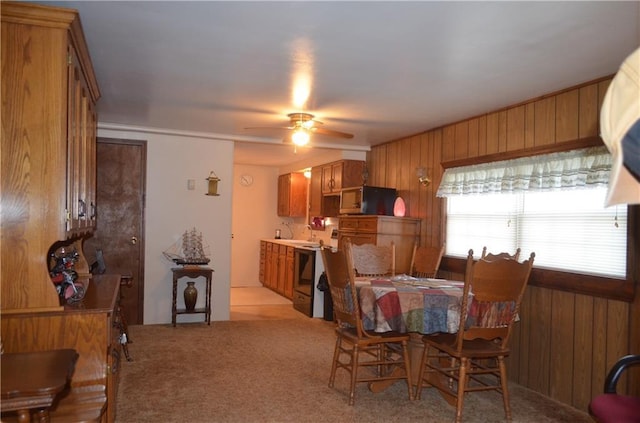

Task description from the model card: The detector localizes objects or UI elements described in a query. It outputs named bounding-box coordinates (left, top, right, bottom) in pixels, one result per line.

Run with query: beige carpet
left=116, top=318, right=592, bottom=423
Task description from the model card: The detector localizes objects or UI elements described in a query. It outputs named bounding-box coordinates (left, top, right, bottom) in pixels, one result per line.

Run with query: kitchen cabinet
left=338, top=216, right=421, bottom=274
left=259, top=241, right=295, bottom=300
left=285, top=246, right=295, bottom=298
left=259, top=241, right=267, bottom=285
left=1, top=1, right=101, bottom=312
left=321, top=160, right=365, bottom=194
left=308, top=166, right=323, bottom=220
left=278, top=173, right=308, bottom=217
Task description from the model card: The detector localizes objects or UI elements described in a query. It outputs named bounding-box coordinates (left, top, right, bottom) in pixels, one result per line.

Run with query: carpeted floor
left=116, top=316, right=592, bottom=423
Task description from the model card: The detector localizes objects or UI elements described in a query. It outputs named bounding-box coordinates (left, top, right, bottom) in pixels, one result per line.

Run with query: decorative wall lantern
left=206, top=171, right=221, bottom=196
left=416, top=167, right=431, bottom=187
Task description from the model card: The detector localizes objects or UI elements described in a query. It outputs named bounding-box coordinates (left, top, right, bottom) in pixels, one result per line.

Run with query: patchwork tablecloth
left=357, top=278, right=465, bottom=334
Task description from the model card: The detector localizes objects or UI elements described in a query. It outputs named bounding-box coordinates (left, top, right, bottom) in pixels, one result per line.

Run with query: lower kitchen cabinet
left=260, top=241, right=294, bottom=299
left=338, top=216, right=421, bottom=274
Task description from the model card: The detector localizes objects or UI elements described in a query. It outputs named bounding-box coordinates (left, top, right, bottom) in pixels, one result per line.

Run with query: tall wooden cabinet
left=1, top=3, right=121, bottom=422
left=1, top=1, right=100, bottom=312
left=338, top=216, right=421, bottom=274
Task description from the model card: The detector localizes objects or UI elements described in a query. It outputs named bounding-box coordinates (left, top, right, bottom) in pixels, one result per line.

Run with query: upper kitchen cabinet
left=308, top=166, right=323, bottom=219
left=278, top=173, right=308, bottom=217
left=321, top=160, right=365, bottom=194
left=1, top=2, right=100, bottom=311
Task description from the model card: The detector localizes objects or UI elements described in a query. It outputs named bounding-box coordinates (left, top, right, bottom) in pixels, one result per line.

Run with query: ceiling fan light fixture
left=292, top=128, right=310, bottom=146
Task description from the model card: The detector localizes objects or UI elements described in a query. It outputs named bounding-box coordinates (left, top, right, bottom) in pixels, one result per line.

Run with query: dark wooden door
left=85, top=139, right=146, bottom=325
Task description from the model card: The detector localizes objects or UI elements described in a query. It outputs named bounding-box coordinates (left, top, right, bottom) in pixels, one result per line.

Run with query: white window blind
left=441, top=147, right=628, bottom=278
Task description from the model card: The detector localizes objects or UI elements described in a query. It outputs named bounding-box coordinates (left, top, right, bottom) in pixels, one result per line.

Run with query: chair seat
left=589, top=393, right=640, bottom=423
left=425, top=333, right=510, bottom=358
left=337, top=326, right=410, bottom=344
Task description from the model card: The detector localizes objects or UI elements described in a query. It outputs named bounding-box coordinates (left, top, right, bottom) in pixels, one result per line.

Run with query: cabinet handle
left=78, top=199, right=86, bottom=218
left=90, top=202, right=96, bottom=219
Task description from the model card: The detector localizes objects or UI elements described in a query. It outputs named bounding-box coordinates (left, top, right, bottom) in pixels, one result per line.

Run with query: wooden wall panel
left=397, top=137, right=412, bottom=203
left=528, top=286, right=552, bottom=394
left=579, top=84, right=599, bottom=138
left=441, top=125, right=455, bottom=162
left=506, top=105, right=525, bottom=151
left=368, top=77, right=637, bottom=412
left=524, top=103, right=535, bottom=149
left=606, top=300, right=630, bottom=390
left=429, top=130, right=444, bottom=247
left=573, top=294, right=595, bottom=410
left=467, top=118, right=479, bottom=158
left=516, top=289, right=532, bottom=385
left=549, top=290, right=575, bottom=404
left=591, top=297, right=609, bottom=400
left=454, top=121, right=469, bottom=160
left=476, top=115, right=487, bottom=156
left=485, top=112, right=502, bottom=154
left=556, top=89, right=579, bottom=143
left=409, top=135, right=422, bottom=220
left=385, top=142, right=399, bottom=189
left=534, top=97, right=556, bottom=146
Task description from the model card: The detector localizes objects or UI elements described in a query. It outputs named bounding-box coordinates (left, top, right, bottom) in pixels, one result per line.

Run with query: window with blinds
left=446, top=187, right=628, bottom=278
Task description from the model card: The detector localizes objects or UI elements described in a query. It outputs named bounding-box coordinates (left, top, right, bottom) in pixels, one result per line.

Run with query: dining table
left=356, top=276, right=466, bottom=403
left=1, top=348, right=79, bottom=422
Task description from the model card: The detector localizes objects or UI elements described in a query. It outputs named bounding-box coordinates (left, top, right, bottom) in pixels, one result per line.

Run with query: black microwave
left=339, top=186, right=397, bottom=215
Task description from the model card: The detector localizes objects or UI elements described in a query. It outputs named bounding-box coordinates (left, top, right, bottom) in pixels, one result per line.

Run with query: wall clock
left=240, top=174, right=254, bottom=187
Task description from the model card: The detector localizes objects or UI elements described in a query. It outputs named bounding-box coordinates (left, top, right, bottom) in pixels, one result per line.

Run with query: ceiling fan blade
left=244, top=126, right=293, bottom=131
left=311, top=127, right=354, bottom=139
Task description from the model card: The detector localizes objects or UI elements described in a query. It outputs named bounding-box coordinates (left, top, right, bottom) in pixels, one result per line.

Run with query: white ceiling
left=42, top=1, right=640, bottom=166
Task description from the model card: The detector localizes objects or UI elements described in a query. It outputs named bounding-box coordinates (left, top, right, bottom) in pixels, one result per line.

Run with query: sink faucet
left=306, top=224, right=316, bottom=242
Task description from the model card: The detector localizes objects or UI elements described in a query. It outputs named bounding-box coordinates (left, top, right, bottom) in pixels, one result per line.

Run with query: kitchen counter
left=262, top=239, right=322, bottom=250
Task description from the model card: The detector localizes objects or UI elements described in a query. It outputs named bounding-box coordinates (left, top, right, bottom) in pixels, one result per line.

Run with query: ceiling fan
left=245, top=113, right=354, bottom=146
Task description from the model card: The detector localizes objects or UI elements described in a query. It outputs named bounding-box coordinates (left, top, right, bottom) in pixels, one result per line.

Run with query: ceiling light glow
left=292, top=128, right=310, bottom=146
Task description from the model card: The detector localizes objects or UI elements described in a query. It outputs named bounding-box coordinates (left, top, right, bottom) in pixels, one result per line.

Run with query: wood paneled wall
left=367, top=77, right=640, bottom=412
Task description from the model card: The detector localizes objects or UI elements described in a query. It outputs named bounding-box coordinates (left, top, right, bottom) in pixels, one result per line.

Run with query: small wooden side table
left=1, top=349, right=78, bottom=422
left=171, top=266, right=213, bottom=327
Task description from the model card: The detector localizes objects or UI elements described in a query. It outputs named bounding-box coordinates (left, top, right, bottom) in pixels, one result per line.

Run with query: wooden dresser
left=338, top=216, right=421, bottom=274
left=1, top=2, right=121, bottom=422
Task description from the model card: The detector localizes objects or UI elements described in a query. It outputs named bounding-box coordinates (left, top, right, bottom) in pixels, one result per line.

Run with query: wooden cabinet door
left=277, top=246, right=287, bottom=295
left=341, top=160, right=366, bottom=189
left=264, top=242, right=273, bottom=288
left=308, top=166, right=323, bottom=221
left=259, top=241, right=266, bottom=284
left=322, top=162, right=342, bottom=194
left=284, top=247, right=294, bottom=299
left=67, top=45, right=97, bottom=234
left=277, top=173, right=308, bottom=217
left=277, top=174, right=290, bottom=216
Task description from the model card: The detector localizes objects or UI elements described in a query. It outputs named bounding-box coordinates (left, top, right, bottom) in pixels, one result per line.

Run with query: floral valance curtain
left=436, top=146, right=611, bottom=197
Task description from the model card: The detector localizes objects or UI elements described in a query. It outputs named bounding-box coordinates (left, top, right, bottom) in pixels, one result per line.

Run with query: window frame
left=439, top=137, right=638, bottom=302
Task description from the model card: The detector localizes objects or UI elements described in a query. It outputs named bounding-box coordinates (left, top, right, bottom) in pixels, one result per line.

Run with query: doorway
left=85, top=138, right=147, bottom=325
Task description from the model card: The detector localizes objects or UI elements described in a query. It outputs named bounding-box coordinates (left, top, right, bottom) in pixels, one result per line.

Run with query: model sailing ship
left=163, top=227, right=211, bottom=266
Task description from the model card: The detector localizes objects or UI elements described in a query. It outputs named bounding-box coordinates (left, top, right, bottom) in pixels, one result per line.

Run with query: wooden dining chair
left=348, top=241, right=395, bottom=277
left=409, top=242, right=445, bottom=278
left=320, top=241, right=413, bottom=405
left=415, top=249, right=535, bottom=423
left=481, top=246, right=521, bottom=261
